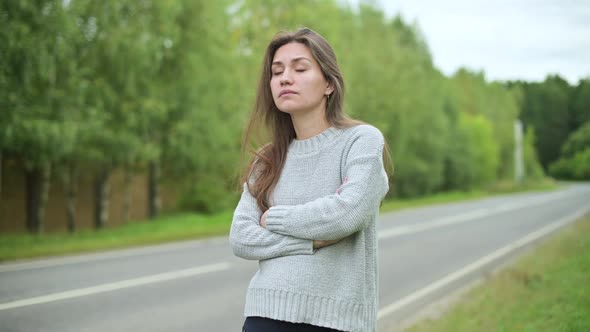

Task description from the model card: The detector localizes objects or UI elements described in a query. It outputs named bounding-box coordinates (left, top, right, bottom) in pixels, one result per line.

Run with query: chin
left=276, top=105, right=301, bottom=115
left=276, top=102, right=318, bottom=115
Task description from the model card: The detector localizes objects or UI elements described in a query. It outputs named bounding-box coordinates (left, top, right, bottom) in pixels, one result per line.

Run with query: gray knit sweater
left=230, top=124, right=389, bottom=332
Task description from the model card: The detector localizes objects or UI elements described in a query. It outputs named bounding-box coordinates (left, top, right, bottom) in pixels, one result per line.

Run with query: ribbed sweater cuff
left=265, top=205, right=293, bottom=233
left=286, top=238, right=315, bottom=255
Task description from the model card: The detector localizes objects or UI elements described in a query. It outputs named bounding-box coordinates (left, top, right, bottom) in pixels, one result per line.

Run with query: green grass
left=406, top=214, right=590, bottom=332
left=381, top=178, right=559, bottom=212
left=0, top=212, right=233, bottom=262
left=0, top=179, right=560, bottom=262
left=380, top=190, right=490, bottom=212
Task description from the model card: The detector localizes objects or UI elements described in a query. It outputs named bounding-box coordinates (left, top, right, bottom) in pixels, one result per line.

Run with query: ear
left=325, top=82, right=335, bottom=96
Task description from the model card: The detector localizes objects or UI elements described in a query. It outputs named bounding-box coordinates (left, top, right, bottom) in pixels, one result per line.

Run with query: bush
left=549, top=147, right=590, bottom=180
left=549, top=122, right=590, bottom=180
left=561, top=122, right=590, bottom=158
left=177, top=175, right=240, bottom=213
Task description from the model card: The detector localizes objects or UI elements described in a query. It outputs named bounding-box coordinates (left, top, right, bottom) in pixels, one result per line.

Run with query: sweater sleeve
left=264, top=127, right=389, bottom=240
left=229, top=182, right=315, bottom=260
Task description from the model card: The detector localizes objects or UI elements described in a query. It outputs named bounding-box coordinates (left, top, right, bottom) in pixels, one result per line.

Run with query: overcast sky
left=348, top=0, right=590, bottom=84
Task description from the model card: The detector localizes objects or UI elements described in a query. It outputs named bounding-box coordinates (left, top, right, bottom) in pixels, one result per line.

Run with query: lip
left=279, top=90, right=297, bottom=97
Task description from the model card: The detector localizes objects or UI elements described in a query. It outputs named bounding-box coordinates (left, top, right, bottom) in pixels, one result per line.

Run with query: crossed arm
left=259, top=210, right=340, bottom=249
left=230, top=156, right=388, bottom=260
left=229, top=129, right=389, bottom=260
left=229, top=183, right=337, bottom=261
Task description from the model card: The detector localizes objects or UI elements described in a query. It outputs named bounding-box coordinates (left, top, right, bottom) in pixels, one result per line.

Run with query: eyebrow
left=271, top=57, right=312, bottom=66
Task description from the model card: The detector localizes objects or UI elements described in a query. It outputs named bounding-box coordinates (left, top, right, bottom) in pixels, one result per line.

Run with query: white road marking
left=378, top=191, right=571, bottom=239
left=0, top=262, right=231, bottom=311
left=377, top=206, right=590, bottom=320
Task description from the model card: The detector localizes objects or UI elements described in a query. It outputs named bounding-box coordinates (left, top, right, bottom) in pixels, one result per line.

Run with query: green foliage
left=549, top=122, right=590, bottom=180
left=516, top=76, right=577, bottom=170
left=337, top=5, right=451, bottom=197
left=560, top=121, right=590, bottom=158
left=523, top=128, right=545, bottom=180
left=549, top=148, right=590, bottom=180
left=1, top=0, right=562, bottom=231
left=450, top=70, right=521, bottom=180
left=177, top=175, right=240, bottom=214
left=570, top=79, right=590, bottom=129
left=1, top=0, right=86, bottom=168
left=444, top=113, right=499, bottom=190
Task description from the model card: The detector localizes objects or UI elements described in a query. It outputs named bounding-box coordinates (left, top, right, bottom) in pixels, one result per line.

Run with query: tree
left=519, top=75, right=572, bottom=170
left=1, top=0, right=84, bottom=233
left=73, top=1, right=181, bottom=227
left=569, top=78, right=590, bottom=130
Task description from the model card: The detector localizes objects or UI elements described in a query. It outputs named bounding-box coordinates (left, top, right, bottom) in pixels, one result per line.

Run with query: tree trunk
left=148, top=161, right=161, bottom=219
left=123, top=166, right=133, bottom=223
left=94, top=167, right=110, bottom=229
left=25, top=164, right=51, bottom=234
left=64, top=163, right=78, bottom=232
left=38, top=164, right=51, bottom=234
left=25, top=168, right=40, bottom=233
left=0, top=152, right=3, bottom=225
left=0, top=152, right=3, bottom=201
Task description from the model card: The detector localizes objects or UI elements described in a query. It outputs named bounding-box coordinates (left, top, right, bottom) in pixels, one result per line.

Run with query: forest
left=1, top=0, right=589, bottom=234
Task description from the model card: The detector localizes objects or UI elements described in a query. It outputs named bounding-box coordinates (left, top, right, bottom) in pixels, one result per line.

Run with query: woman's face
left=270, top=42, right=333, bottom=115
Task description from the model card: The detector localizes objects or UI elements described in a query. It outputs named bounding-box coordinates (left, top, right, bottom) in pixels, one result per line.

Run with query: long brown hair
left=241, top=28, right=381, bottom=211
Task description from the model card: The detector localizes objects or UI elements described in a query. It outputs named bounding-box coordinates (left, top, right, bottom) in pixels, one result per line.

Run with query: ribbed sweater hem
left=244, top=288, right=375, bottom=332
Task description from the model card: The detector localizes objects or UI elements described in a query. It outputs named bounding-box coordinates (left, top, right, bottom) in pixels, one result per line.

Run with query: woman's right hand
left=313, top=239, right=340, bottom=249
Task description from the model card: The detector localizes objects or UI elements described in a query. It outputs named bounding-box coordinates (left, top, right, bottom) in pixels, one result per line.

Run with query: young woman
left=230, top=28, right=390, bottom=332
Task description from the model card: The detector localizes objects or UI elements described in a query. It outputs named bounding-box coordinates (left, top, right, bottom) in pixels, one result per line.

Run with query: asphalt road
left=1, top=183, right=589, bottom=332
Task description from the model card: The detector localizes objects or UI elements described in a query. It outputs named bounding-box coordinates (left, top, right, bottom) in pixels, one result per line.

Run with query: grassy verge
left=0, top=179, right=559, bottom=262
left=380, top=190, right=490, bottom=212
left=406, top=214, right=590, bottom=332
left=381, top=178, right=558, bottom=212
left=0, top=212, right=233, bottom=262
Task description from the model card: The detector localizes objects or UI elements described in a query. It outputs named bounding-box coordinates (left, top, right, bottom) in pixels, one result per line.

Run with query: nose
left=280, top=69, right=293, bottom=86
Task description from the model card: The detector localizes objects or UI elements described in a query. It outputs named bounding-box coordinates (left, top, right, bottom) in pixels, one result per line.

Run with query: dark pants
left=242, top=316, right=344, bottom=332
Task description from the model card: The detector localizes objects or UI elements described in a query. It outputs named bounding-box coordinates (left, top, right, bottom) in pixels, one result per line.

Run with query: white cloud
left=348, top=0, right=590, bottom=83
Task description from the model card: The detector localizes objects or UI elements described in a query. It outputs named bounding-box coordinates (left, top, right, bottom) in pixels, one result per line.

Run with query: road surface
left=1, top=183, right=589, bottom=332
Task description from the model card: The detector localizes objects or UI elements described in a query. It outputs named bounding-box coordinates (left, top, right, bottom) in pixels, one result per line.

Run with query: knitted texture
left=230, top=124, right=389, bottom=332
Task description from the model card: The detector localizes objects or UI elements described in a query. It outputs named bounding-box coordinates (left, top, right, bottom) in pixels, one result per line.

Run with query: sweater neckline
left=289, top=126, right=341, bottom=155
